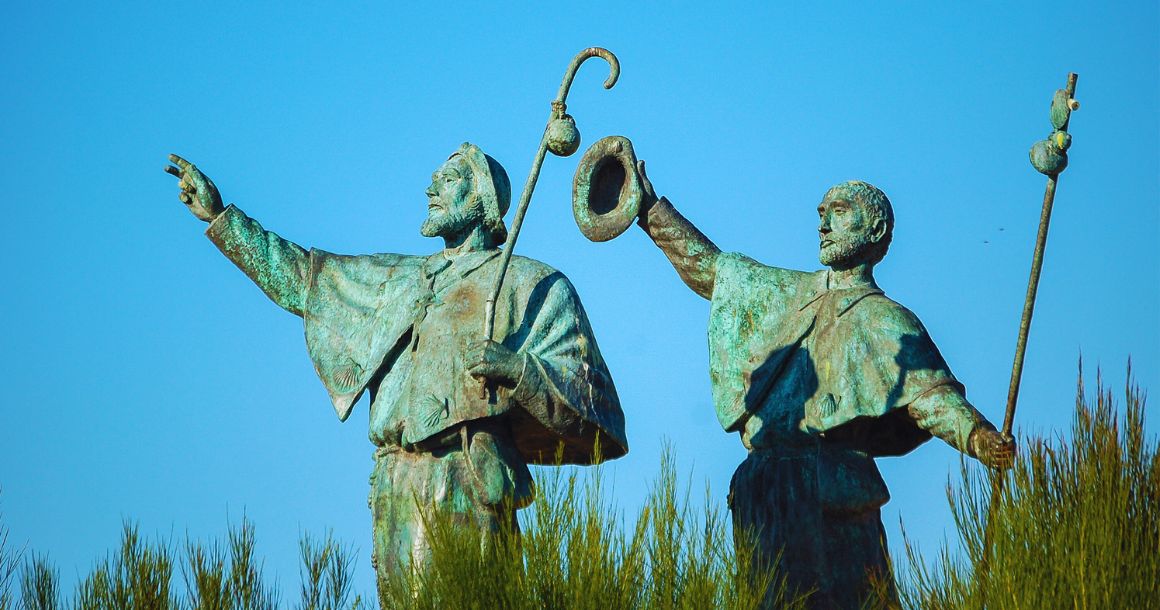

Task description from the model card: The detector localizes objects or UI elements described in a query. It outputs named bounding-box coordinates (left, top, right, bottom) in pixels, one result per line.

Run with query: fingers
left=464, top=341, right=488, bottom=373
left=988, top=436, right=1016, bottom=469
left=636, top=159, right=658, bottom=200
left=186, top=173, right=207, bottom=195
left=168, top=153, right=192, bottom=169
left=166, top=156, right=197, bottom=199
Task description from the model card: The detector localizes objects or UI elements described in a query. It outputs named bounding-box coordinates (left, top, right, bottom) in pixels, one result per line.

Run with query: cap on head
left=451, top=142, right=511, bottom=246
left=822, top=180, right=894, bottom=264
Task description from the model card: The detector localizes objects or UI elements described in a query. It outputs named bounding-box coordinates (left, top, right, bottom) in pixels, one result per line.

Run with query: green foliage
left=11, top=365, right=1153, bottom=609
left=73, top=523, right=179, bottom=610
left=182, top=518, right=280, bottom=610
left=0, top=518, right=363, bottom=610
left=378, top=448, right=804, bottom=610
left=296, top=531, right=359, bottom=610
left=0, top=495, right=22, bottom=610
left=19, top=554, right=59, bottom=610
left=899, top=366, right=1159, bottom=609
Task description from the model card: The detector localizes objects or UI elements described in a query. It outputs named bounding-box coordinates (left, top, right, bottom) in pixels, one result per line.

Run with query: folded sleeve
left=503, top=273, right=627, bottom=464
left=206, top=204, right=310, bottom=316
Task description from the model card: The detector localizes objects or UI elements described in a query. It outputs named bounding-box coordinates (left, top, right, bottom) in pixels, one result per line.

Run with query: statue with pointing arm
left=165, top=145, right=627, bottom=596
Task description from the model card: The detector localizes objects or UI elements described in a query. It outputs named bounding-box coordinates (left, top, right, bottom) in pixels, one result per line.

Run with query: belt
left=374, top=419, right=512, bottom=460
left=374, top=426, right=462, bottom=459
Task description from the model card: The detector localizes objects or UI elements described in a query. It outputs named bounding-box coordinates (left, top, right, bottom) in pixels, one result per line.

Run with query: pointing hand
left=165, top=154, right=224, bottom=222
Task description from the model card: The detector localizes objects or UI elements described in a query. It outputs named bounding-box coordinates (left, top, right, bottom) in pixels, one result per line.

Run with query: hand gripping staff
left=479, top=48, right=620, bottom=397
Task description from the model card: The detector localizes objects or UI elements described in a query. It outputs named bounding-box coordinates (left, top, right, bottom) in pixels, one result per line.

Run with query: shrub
left=898, top=365, right=1159, bottom=609
left=0, top=497, right=21, bottom=610
left=377, top=448, right=803, bottom=610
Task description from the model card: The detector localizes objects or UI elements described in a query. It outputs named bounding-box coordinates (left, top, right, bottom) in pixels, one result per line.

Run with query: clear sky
left=2, top=0, right=1156, bottom=598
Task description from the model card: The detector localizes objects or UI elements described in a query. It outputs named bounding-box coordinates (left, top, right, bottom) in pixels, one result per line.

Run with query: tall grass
left=5, top=365, right=1152, bottom=609
left=0, top=496, right=22, bottom=610
left=182, top=518, right=280, bottom=610
left=898, top=365, right=1159, bottom=608
left=378, top=448, right=803, bottom=610
left=0, top=519, right=360, bottom=610
left=19, top=554, right=58, bottom=610
left=296, top=531, right=361, bottom=610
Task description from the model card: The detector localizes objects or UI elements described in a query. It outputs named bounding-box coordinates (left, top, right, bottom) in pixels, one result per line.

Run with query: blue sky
left=2, top=1, right=1157, bottom=597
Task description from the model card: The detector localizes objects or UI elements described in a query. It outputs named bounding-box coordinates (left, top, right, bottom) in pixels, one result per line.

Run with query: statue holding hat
left=571, top=139, right=1013, bottom=608
left=165, top=143, right=627, bottom=596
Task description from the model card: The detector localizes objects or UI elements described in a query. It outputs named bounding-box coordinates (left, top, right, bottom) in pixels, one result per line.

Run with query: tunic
left=709, top=252, right=986, bottom=608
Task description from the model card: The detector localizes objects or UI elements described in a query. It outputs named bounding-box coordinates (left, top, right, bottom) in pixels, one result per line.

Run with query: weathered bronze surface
left=572, top=135, right=644, bottom=242
left=165, top=137, right=627, bottom=597
left=584, top=145, right=1017, bottom=608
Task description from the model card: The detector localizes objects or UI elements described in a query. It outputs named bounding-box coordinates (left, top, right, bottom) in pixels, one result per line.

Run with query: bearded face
left=420, top=155, right=483, bottom=239
left=818, top=197, right=879, bottom=269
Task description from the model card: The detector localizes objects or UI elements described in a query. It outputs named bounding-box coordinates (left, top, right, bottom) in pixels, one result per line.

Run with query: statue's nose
left=425, top=184, right=437, bottom=198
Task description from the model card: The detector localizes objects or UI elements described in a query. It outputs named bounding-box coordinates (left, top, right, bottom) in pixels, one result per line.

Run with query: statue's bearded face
left=818, top=197, right=878, bottom=269
left=421, top=155, right=483, bottom=239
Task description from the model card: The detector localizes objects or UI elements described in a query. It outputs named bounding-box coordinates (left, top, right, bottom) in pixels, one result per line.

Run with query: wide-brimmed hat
left=572, top=135, right=643, bottom=242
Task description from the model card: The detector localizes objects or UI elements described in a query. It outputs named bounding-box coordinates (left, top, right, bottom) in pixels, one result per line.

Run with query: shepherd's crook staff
left=984, top=71, right=1080, bottom=566
left=480, top=48, right=620, bottom=397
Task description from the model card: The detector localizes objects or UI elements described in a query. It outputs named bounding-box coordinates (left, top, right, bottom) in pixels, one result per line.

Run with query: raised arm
left=166, top=154, right=309, bottom=316
left=634, top=161, right=722, bottom=299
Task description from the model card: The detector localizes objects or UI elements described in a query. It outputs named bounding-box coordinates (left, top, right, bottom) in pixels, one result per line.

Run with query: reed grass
left=377, top=448, right=802, bottom=610
left=0, top=497, right=21, bottom=610
left=2, top=364, right=1152, bottom=609
left=897, top=365, right=1158, bottom=609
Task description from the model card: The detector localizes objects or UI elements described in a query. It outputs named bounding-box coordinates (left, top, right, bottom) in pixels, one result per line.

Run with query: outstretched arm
left=166, top=154, right=310, bottom=316
left=635, top=161, right=722, bottom=300
left=907, top=385, right=1015, bottom=469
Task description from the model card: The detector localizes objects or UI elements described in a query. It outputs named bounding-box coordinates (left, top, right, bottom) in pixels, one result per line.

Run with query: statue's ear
left=869, top=217, right=888, bottom=244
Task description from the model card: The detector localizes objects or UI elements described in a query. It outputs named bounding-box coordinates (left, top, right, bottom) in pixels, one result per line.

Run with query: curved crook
left=554, top=47, right=620, bottom=104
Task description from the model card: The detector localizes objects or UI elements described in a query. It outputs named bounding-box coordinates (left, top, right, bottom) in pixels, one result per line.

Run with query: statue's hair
left=450, top=143, right=511, bottom=248
left=823, top=180, right=894, bottom=264
left=480, top=153, right=511, bottom=246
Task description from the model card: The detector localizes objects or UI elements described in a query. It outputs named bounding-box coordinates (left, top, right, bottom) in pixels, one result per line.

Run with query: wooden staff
left=479, top=48, right=620, bottom=398
left=982, top=71, right=1080, bottom=579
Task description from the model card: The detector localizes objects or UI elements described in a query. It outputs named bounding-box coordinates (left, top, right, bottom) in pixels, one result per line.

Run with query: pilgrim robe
left=205, top=204, right=627, bottom=579
left=709, top=252, right=987, bottom=608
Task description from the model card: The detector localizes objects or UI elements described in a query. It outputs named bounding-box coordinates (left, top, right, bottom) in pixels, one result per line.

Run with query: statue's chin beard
left=420, top=210, right=479, bottom=239
left=819, top=234, right=871, bottom=268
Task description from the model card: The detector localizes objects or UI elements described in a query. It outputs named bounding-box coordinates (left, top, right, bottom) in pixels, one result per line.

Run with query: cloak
left=708, top=252, right=966, bottom=457
left=207, top=204, right=627, bottom=466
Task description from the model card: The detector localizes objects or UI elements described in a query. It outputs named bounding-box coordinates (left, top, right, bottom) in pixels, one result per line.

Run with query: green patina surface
left=604, top=154, right=1015, bottom=608
left=166, top=144, right=627, bottom=600
left=1031, top=86, right=1078, bottom=176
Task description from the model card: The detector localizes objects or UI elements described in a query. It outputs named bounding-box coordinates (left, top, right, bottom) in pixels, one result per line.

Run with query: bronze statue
left=572, top=141, right=1015, bottom=608
left=165, top=143, right=627, bottom=596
